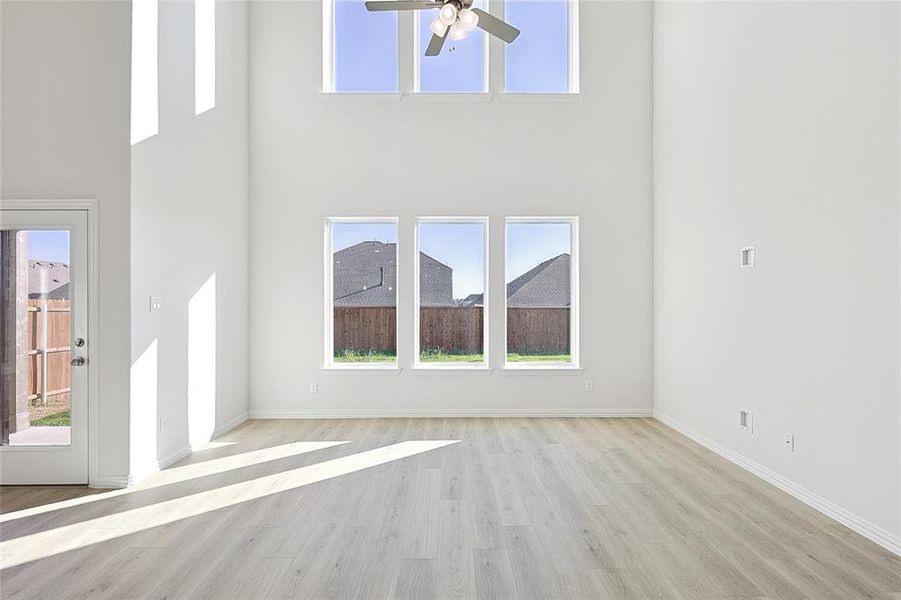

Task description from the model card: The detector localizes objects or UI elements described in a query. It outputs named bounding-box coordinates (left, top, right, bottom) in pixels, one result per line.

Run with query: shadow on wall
left=188, top=273, right=216, bottom=450
left=130, top=338, right=158, bottom=481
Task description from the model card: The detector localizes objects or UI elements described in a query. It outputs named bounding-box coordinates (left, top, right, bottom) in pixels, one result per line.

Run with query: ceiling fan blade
left=425, top=31, right=448, bottom=56
left=471, top=8, right=520, bottom=43
left=365, top=1, right=437, bottom=11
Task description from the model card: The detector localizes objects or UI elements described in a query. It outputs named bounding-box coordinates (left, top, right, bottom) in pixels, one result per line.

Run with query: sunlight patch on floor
left=0, top=440, right=459, bottom=568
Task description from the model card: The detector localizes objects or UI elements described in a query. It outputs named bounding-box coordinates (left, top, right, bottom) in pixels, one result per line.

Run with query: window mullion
left=488, top=0, right=505, bottom=94
left=399, top=10, right=414, bottom=93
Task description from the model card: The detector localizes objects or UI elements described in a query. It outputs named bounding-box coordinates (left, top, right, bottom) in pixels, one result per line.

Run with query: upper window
left=416, top=0, right=487, bottom=93
left=195, top=0, right=216, bottom=114
left=505, top=0, right=578, bottom=93
left=414, top=219, right=488, bottom=366
left=324, top=0, right=578, bottom=94
left=326, top=0, right=399, bottom=92
left=326, top=219, right=399, bottom=366
left=505, top=218, right=579, bottom=367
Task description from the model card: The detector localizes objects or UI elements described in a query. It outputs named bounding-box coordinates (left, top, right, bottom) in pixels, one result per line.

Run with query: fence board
left=420, top=307, right=482, bottom=353
left=332, top=305, right=569, bottom=355
left=506, top=307, right=570, bottom=354
left=27, top=299, right=70, bottom=401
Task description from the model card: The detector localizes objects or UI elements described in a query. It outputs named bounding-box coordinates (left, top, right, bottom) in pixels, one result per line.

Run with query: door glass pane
left=505, top=222, right=572, bottom=363
left=332, top=222, right=398, bottom=364
left=1, top=230, right=72, bottom=445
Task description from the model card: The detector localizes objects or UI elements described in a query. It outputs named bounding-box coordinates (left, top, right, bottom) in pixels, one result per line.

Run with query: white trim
left=568, top=0, right=580, bottom=94
left=249, top=408, right=652, bottom=419
left=321, top=0, right=334, bottom=92
left=212, top=412, right=249, bottom=438
left=414, top=217, right=489, bottom=369
left=324, top=217, right=400, bottom=368
left=90, top=475, right=132, bottom=489
left=504, top=216, right=579, bottom=369
left=654, top=411, right=901, bottom=558
left=158, top=445, right=192, bottom=470
left=0, top=199, right=102, bottom=487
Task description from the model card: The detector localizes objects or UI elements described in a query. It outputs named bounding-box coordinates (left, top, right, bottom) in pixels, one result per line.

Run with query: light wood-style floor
left=1, top=418, right=900, bottom=599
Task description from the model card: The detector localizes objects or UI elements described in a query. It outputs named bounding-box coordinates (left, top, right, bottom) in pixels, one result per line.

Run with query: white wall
left=654, top=0, right=901, bottom=546
left=1, top=0, right=133, bottom=485
left=248, top=0, right=654, bottom=415
left=131, top=0, right=248, bottom=479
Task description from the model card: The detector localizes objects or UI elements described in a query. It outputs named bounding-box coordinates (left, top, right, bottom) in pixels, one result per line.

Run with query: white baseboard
left=654, top=411, right=901, bottom=558
left=212, top=412, right=249, bottom=438
left=248, top=408, right=653, bottom=419
left=157, top=445, right=192, bottom=470
left=89, top=474, right=132, bottom=489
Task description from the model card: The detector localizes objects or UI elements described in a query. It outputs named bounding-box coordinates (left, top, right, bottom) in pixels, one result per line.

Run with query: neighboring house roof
left=507, top=253, right=570, bottom=307
left=334, top=241, right=454, bottom=307
left=456, top=293, right=484, bottom=308
left=27, top=261, right=70, bottom=300
left=464, top=253, right=571, bottom=308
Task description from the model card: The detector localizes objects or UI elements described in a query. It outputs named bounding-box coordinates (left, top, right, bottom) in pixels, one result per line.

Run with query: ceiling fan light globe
left=451, top=25, right=468, bottom=40
left=438, top=3, right=458, bottom=26
left=458, top=8, right=478, bottom=31
left=430, top=17, right=448, bottom=37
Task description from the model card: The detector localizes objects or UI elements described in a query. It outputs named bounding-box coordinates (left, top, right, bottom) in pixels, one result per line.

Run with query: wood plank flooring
left=1, top=418, right=899, bottom=599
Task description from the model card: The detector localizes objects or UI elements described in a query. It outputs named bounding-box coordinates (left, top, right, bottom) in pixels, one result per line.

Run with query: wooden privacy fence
left=506, top=307, right=570, bottom=353
left=420, top=306, right=482, bottom=352
left=333, top=306, right=569, bottom=354
left=334, top=307, right=398, bottom=353
left=27, top=299, right=70, bottom=404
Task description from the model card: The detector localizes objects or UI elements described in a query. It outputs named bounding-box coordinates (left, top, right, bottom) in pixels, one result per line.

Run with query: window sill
left=412, top=364, right=493, bottom=373
left=317, top=92, right=582, bottom=103
left=502, top=364, right=582, bottom=374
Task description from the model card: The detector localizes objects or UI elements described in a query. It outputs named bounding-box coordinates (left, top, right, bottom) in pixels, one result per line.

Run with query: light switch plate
left=149, top=296, right=162, bottom=313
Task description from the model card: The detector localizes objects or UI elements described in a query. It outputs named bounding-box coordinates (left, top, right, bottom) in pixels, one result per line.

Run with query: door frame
left=0, top=198, right=101, bottom=486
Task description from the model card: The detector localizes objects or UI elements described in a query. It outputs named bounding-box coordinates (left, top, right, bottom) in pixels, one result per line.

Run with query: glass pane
left=418, top=0, right=486, bottom=93
left=1, top=229, right=72, bottom=446
left=505, top=0, right=569, bottom=93
left=335, top=0, right=398, bottom=92
left=506, top=222, right=571, bottom=363
left=418, top=222, right=485, bottom=363
left=332, top=222, right=398, bottom=363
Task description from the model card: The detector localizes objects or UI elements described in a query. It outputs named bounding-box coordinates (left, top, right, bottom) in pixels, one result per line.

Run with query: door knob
left=71, top=357, right=86, bottom=367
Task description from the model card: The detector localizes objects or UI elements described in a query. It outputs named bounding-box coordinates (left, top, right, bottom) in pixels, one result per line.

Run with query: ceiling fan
left=364, top=0, right=520, bottom=56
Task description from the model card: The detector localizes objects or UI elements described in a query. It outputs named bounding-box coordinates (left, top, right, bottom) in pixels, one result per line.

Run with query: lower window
left=327, top=218, right=399, bottom=366
left=505, top=218, right=578, bottom=366
left=415, top=218, right=488, bottom=366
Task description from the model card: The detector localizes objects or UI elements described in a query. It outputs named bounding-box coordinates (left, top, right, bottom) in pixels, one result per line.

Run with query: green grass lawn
left=334, top=349, right=397, bottom=363
left=31, top=409, right=71, bottom=426
left=506, top=353, right=572, bottom=363
left=419, top=351, right=484, bottom=363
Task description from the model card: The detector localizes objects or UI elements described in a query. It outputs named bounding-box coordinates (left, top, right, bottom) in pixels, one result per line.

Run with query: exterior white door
left=1, top=208, right=89, bottom=484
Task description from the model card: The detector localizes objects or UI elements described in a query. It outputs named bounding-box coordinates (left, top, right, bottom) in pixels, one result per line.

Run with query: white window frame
left=413, top=217, right=490, bottom=369
left=324, top=217, right=401, bottom=369
left=503, top=216, right=579, bottom=370
left=322, top=0, right=579, bottom=96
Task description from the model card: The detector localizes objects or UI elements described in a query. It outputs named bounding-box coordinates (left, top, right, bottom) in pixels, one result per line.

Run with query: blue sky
left=506, top=222, right=570, bottom=280
left=26, top=230, right=70, bottom=263
left=335, top=0, right=568, bottom=92
left=332, top=222, right=570, bottom=299
left=419, top=223, right=483, bottom=298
